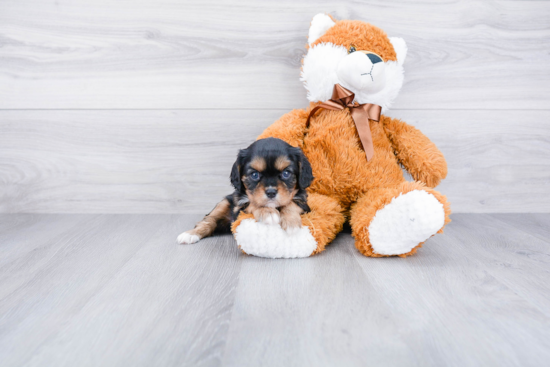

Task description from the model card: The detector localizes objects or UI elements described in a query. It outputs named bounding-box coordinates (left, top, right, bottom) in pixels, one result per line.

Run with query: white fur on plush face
left=336, top=51, right=387, bottom=93
left=301, top=43, right=405, bottom=112
left=389, top=37, right=407, bottom=66
left=300, top=43, right=347, bottom=103
left=301, top=16, right=408, bottom=112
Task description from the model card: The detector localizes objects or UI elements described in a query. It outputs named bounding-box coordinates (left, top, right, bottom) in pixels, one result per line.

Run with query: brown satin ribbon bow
left=306, top=84, right=382, bottom=161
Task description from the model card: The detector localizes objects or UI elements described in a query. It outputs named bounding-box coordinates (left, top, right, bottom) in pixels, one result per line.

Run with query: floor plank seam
left=217, top=243, right=244, bottom=367
left=489, top=215, right=550, bottom=246
left=482, top=266, right=550, bottom=320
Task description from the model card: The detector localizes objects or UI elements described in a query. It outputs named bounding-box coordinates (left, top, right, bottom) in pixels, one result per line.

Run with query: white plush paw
left=235, top=219, right=317, bottom=259
left=177, top=232, right=200, bottom=245
left=368, top=190, right=445, bottom=255
left=284, top=225, right=301, bottom=235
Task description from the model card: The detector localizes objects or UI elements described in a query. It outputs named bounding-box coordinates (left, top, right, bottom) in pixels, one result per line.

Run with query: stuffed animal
left=232, top=14, right=451, bottom=258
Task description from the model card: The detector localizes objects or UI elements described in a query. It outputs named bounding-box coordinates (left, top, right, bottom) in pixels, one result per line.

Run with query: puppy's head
left=230, top=138, right=313, bottom=208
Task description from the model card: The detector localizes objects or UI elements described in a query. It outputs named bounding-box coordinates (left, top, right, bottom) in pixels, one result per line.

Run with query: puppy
left=177, top=137, right=314, bottom=244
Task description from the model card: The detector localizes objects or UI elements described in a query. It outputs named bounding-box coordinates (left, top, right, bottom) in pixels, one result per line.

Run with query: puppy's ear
left=230, top=149, right=248, bottom=191
left=292, top=147, right=313, bottom=189
left=230, top=161, right=241, bottom=191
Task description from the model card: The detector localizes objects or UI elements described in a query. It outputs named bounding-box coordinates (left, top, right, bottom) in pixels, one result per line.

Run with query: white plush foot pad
left=368, top=190, right=445, bottom=255
left=234, top=219, right=317, bottom=259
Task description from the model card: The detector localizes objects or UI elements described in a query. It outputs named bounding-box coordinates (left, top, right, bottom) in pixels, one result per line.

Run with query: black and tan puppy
left=177, top=138, right=314, bottom=244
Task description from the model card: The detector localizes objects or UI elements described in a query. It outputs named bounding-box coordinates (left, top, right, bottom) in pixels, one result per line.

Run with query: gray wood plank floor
left=1, top=214, right=549, bottom=367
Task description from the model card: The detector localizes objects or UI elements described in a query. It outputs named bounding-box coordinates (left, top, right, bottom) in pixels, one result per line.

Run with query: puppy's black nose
left=265, top=188, right=278, bottom=199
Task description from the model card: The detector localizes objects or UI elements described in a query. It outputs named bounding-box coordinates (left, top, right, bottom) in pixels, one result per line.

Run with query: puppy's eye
left=250, top=171, right=260, bottom=181
left=348, top=44, right=357, bottom=54
left=281, top=170, right=291, bottom=180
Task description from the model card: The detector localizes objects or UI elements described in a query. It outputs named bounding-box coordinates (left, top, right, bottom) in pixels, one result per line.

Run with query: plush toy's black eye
left=281, top=170, right=291, bottom=180
left=348, top=45, right=356, bottom=54
left=250, top=171, right=260, bottom=181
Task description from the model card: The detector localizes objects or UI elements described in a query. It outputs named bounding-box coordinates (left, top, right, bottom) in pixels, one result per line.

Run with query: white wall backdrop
left=1, top=0, right=549, bottom=213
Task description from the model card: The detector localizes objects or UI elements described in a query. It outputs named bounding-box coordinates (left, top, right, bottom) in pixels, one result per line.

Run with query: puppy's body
left=177, top=138, right=313, bottom=244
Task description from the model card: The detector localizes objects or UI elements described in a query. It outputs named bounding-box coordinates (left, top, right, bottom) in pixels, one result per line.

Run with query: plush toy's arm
left=381, top=116, right=447, bottom=188
left=257, top=108, right=309, bottom=147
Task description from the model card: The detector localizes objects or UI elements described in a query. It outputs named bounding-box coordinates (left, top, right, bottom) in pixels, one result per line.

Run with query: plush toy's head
left=301, top=14, right=408, bottom=112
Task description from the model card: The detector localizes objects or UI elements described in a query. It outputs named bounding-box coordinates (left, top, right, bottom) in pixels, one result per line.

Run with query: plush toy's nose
left=336, top=52, right=386, bottom=93
left=366, top=53, right=383, bottom=64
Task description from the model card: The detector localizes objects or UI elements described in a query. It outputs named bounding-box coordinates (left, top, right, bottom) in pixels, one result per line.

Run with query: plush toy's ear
left=230, top=149, right=248, bottom=192
left=389, top=37, right=407, bottom=66
left=308, top=13, right=336, bottom=45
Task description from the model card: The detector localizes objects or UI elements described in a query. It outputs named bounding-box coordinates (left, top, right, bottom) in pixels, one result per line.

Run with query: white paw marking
left=261, top=212, right=280, bottom=226
left=368, top=190, right=445, bottom=255
left=235, top=219, right=317, bottom=259
left=177, top=232, right=200, bottom=245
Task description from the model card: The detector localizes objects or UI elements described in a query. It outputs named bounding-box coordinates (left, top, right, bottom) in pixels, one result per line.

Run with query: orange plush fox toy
left=231, top=14, right=451, bottom=258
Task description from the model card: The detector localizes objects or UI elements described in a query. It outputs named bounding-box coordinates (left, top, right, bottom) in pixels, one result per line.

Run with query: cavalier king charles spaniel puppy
left=177, top=137, right=314, bottom=244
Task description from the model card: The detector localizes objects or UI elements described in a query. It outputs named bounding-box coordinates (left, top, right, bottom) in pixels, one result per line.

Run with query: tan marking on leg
left=275, top=156, right=291, bottom=171
left=249, top=156, right=266, bottom=172
left=279, top=201, right=304, bottom=231
left=187, top=199, right=231, bottom=239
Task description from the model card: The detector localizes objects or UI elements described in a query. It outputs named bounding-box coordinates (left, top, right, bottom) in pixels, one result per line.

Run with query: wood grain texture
left=222, top=231, right=420, bottom=367
left=491, top=213, right=550, bottom=244
left=0, top=214, right=92, bottom=271
left=1, top=214, right=549, bottom=366
left=0, top=110, right=267, bottom=214
left=442, top=214, right=550, bottom=317
left=1, top=109, right=548, bottom=214
left=0, top=214, right=243, bottom=367
left=385, top=109, right=550, bottom=213
left=0, top=0, right=549, bottom=109
left=350, top=215, right=550, bottom=367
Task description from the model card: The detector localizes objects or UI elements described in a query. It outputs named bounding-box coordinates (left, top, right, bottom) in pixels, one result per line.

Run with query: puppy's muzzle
left=265, top=188, right=278, bottom=199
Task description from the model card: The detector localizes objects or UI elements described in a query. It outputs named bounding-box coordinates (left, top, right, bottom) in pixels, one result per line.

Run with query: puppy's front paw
left=280, top=213, right=302, bottom=233
left=254, top=207, right=280, bottom=225
left=177, top=231, right=200, bottom=245
left=282, top=224, right=301, bottom=234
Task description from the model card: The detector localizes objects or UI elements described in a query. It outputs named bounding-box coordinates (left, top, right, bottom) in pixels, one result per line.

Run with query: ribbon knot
left=306, top=84, right=382, bottom=161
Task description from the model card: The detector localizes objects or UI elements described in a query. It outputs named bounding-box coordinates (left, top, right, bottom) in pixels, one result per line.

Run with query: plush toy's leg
left=350, top=181, right=451, bottom=258
left=301, top=193, right=346, bottom=255
left=231, top=193, right=345, bottom=258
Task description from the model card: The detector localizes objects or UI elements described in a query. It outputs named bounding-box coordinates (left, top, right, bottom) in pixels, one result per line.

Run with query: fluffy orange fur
left=301, top=193, right=346, bottom=254
left=350, top=182, right=451, bottom=258
left=233, top=17, right=451, bottom=257
left=309, top=20, right=397, bottom=62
